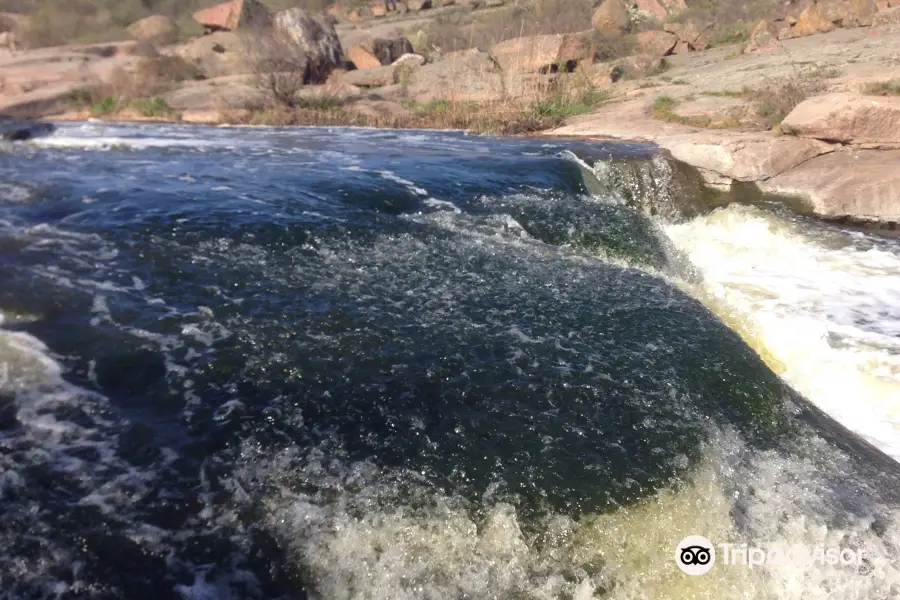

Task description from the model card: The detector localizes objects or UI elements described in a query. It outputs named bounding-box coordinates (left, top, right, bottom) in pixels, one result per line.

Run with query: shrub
left=131, top=96, right=177, bottom=117
left=742, top=69, right=831, bottom=128
left=90, top=96, right=119, bottom=116
left=242, top=27, right=336, bottom=109
left=862, top=79, right=900, bottom=96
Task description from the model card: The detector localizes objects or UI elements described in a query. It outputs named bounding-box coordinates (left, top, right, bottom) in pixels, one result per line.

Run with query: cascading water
left=0, top=122, right=899, bottom=600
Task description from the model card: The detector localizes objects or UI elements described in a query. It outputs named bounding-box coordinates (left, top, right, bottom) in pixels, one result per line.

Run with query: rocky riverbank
left=3, top=0, right=900, bottom=223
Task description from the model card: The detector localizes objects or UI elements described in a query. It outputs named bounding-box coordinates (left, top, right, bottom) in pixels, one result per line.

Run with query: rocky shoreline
left=3, top=1, right=900, bottom=224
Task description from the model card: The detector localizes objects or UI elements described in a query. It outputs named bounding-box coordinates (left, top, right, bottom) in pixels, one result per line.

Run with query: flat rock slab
left=656, top=131, right=836, bottom=183
left=781, top=92, right=900, bottom=146
left=759, top=148, right=900, bottom=221
left=548, top=98, right=700, bottom=141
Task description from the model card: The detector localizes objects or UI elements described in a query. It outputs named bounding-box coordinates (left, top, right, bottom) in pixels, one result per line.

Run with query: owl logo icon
left=676, top=536, right=716, bottom=575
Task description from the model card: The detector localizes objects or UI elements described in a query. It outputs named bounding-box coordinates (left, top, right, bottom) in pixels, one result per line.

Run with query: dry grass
left=220, top=99, right=563, bottom=134
left=862, top=79, right=900, bottom=96
left=742, top=66, right=836, bottom=128
left=688, top=65, right=836, bottom=130
left=221, top=72, right=613, bottom=134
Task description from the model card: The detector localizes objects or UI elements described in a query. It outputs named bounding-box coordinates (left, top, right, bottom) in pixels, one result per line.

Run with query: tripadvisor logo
left=675, top=536, right=866, bottom=575
left=676, top=535, right=716, bottom=575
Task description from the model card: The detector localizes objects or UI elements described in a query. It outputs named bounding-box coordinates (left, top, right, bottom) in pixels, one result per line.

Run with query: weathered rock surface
left=193, top=0, right=270, bottom=32
left=490, top=33, right=589, bottom=74
left=549, top=97, right=700, bottom=140
left=349, top=99, right=411, bottom=119
left=744, top=19, right=781, bottom=53
left=635, top=30, right=677, bottom=57
left=163, top=74, right=263, bottom=119
left=781, top=93, right=900, bottom=146
left=873, top=6, right=900, bottom=26
left=175, top=32, right=249, bottom=77
left=663, top=22, right=709, bottom=51
left=274, top=7, right=345, bottom=83
left=592, top=0, right=630, bottom=38
left=392, top=52, right=426, bottom=68
left=348, top=44, right=382, bottom=69
left=818, top=0, right=878, bottom=27
left=342, top=63, right=396, bottom=86
left=759, top=148, right=900, bottom=221
left=792, top=4, right=835, bottom=37
left=372, top=36, right=414, bottom=65
left=127, top=15, right=179, bottom=44
left=656, top=131, right=836, bottom=185
left=405, top=50, right=502, bottom=102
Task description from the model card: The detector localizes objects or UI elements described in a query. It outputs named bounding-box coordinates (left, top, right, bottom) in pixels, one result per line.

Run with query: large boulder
left=127, top=15, right=179, bottom=44
left=490, top=33, right=590, bottom=74
left=781, top=92, right=900, bottom=146
left=759, top=148, right=900, bottom=221
left=743, top=19, right=781, bottom=53
left=405, top=50, right=503, bottom=103
left=790, top=4, right=836, bottom=36
left=817, top=0, right=878, bottom=27
left=634, top=30, right=677, bottom=56
left=193, top=0, right=270, bottom=33
left=348, top=44, right=381, bottom=69
left=274, top=7, right=345, bottom=83
left=592, top=0, right=630, bottom=38
left=175, top=31, right=249, bottom=77
left=372, top=36, right=414, bottom=65
left=656, top=131, right=835, bottom=185
left=663, top=21, right=709, bottom=51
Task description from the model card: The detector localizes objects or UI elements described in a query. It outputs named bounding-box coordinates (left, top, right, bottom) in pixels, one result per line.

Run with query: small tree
left=243, top=29, right=310, bottom=109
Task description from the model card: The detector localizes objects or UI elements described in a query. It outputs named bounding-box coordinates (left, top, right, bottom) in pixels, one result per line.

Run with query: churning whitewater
left=0, top=123, right=899, bottom=600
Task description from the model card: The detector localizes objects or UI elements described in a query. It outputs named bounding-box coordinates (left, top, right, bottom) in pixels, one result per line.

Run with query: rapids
left=0, top=122, right=898, bottom=600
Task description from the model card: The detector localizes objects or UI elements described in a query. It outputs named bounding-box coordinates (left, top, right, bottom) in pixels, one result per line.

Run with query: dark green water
left=0, top=123, right=897, bottom=600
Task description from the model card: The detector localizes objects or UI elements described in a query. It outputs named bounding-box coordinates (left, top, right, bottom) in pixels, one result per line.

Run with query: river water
left=1, top=123, right=899, bottom=600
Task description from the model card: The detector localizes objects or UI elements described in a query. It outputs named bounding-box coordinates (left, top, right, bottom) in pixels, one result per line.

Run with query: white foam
left=243, top=430, right=900, bottom=600
left=664, top=204, right=900, bottom=461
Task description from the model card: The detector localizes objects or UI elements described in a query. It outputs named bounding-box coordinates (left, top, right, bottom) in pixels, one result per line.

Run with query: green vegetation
left=531, top=88, right=611, bottom=119
left=862, top=79, right=900, bottom=96
left=132, top=96, right=179, bottom=118
left=649, top=94, right=711, bottom=127
left=90, top=96, right=118, bottom=116
left=707, top=21, right=750, bottom=47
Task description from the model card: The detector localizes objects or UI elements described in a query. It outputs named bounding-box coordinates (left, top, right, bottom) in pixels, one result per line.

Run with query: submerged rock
left=0, top=119, right=55, bottom=141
